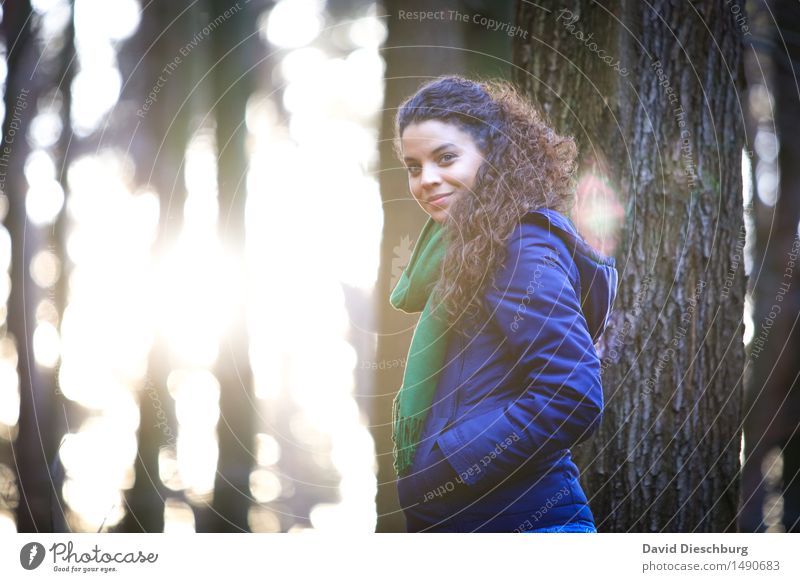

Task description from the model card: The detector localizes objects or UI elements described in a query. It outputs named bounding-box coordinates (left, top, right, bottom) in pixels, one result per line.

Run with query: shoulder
left=506, top=208, right=577, bottom=249
left=501, top=209, right=580, bottom=287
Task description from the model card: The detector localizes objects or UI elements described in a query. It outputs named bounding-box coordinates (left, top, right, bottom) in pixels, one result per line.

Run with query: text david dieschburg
left=643, top=543, right=748, bottom=557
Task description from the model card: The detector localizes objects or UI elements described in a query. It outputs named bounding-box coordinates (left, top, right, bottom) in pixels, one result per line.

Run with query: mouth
left=426, top=192, right=453, bottom=204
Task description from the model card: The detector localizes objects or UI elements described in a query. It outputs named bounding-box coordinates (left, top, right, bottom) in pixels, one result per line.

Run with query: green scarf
left=389, top=217, right=451, bottom=477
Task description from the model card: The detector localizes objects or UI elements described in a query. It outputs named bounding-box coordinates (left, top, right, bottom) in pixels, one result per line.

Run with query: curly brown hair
left=394, top=75, right=579, bottom=334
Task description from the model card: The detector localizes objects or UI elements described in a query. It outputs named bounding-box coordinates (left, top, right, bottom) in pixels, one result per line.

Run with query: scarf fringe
left=391, top=394, right=424, bottom=477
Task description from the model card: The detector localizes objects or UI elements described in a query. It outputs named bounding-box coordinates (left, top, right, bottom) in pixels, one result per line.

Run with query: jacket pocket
left=396, top=416, right=449, bottom=507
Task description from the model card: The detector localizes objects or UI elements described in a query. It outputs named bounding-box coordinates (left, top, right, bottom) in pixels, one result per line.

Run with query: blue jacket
left=396, top=208, right=618, bottom=532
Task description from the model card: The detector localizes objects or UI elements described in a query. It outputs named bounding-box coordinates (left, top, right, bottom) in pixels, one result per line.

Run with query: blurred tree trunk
left=49, top=0, right=76, bottom=533
left=200, top=0, right=258, bottom=532
left=114, top=0, right=194, bottom=532
left=739, top=0, right=800, bottom=533
left=375, top=0, right=468, bottom=533
left=2, top=0, right=59, bottom=532
left=116, top=0, right=258, bottom=533
left=514, top=0, right=746, bottom=531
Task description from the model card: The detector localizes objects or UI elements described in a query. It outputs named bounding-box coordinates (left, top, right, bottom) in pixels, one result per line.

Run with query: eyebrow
left=403, top=142, right=459, bottom=162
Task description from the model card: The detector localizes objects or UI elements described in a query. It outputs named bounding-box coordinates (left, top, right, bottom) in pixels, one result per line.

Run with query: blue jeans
left=522, top=520, right=597, bottom=533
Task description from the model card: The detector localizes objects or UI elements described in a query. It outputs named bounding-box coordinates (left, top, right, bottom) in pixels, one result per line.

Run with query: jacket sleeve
left=435, top=219, right=603, bottom=489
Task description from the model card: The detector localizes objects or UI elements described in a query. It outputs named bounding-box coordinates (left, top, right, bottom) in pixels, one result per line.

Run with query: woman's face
left=400, top=120, right=485, bottom=223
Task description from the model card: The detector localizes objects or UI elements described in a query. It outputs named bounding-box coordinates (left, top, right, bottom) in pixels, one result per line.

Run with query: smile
left=426, top=192, right=453, bottom=204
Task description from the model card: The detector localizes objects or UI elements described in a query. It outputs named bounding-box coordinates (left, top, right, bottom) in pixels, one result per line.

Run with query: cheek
left=466, top=160, right=483, bottom=185
left=455, top=164, right=480, bottom=187
left=408, top=178, right=423, bottom=198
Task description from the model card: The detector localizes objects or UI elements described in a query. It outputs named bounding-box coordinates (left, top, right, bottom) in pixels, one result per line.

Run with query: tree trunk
left=514, top=0, right=746, bottom=531
left=114, top=0, right=193, bottom=532
left=49, top=0, right=76, bottom=533
left=739, top=0, right=800, bottom=533
left=202, top=0, right=258, bottom=532
left=3, top=0, right=60, bottom=532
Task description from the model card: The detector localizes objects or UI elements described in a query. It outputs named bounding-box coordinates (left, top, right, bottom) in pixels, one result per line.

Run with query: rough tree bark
left=514, top=0, right=746, bottom=531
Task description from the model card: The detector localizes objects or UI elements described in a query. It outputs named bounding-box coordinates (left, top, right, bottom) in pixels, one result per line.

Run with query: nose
left=420, top=162, right=442, bottom=188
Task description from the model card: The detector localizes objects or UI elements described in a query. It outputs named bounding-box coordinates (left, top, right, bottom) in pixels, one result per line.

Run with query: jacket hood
left=527, top=208, right=618, bottom=342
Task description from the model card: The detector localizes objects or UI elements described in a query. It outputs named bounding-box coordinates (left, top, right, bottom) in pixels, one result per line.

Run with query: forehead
left=400, top=119, right=478, bottom=154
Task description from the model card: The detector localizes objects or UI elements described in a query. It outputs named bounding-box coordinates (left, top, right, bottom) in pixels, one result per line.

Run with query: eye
left=439, top=153, right=456, bottom=163
left=406, top=165, right=421, bottom=176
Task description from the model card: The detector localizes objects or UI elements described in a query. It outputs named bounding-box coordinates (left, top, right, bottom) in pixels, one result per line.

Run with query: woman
left=389, top=75, right=618, bottom=533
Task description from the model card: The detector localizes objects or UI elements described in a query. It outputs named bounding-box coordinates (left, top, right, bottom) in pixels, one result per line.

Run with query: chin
left=429, top=210, right=449, bottom=223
